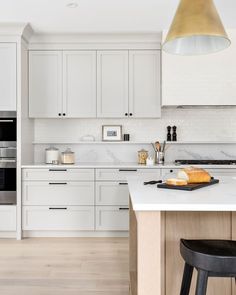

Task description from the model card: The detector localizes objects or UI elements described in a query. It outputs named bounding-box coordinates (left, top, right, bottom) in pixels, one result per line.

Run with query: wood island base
left=129, top=198, right=236, bottom=295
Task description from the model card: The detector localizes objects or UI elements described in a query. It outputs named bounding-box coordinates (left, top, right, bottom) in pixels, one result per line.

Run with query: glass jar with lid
left=61, top=148, right=75, bottom=164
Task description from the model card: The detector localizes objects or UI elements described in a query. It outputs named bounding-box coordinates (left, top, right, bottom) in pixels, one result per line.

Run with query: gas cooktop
left=175, top=160, right=236, bottom=165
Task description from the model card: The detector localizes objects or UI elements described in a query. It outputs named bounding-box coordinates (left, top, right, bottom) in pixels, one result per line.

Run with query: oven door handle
left=0, top=120, right=14, bottom=123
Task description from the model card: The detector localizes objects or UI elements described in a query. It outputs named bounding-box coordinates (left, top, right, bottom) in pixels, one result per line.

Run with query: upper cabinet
left=97, top=50, right=161, bottom=118
left=97, top=51, right=129, bottom=118
left=162, top=30, right=236, bottom=106
left=29, top=49, right=161, bottom=118
left=63, top=51, right=96, bottom=118
left=129, top=50, right=161, bottom=118
left=0, top=43, right=16, bottom=111
left=29, top=51, right=97, bottom=118
left=29, top=51, right=63, bottom=118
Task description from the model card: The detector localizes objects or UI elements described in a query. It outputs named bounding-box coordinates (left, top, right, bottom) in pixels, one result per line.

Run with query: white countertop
left=21, top=162, right=236, bottom=169
left=128, top=176, right=236, bottom=212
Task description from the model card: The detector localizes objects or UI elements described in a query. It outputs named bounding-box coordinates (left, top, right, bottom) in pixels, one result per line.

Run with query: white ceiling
left=0, top=0, right=235, bottom=34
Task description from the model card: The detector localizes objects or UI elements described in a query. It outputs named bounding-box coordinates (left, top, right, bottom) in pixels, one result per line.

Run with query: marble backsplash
left=33, top=107, right=236, bottom=164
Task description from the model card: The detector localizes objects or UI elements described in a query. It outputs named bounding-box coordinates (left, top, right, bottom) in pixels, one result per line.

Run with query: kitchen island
left=128, top=176, right=236, bottom=295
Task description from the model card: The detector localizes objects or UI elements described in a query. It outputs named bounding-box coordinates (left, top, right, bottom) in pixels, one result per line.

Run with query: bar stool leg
left=180, top=263, right=194, bottom=295
left=195, top=270, right=208, bottom=295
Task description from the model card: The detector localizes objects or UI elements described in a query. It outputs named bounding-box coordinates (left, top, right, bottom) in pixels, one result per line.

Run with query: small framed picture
left=102, top=125, right=122, bottom=141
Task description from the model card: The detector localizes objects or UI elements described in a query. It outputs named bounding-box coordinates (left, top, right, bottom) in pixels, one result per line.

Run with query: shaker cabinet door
left=97, top=51, right=129, bottom=118
left=0, top=43, right=16, bottom=111
left=63, top=51, right=97, bottom=118
left=129, top=50, right=161, bottom=118
left=29, top=51, right=63, bottom=118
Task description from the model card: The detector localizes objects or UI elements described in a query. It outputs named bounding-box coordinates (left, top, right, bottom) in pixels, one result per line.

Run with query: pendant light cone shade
left=163, top=0, right=231, bottom=55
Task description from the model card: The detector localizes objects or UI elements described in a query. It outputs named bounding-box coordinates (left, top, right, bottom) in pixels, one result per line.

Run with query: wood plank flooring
left=0, top=238, right=129, bottom=295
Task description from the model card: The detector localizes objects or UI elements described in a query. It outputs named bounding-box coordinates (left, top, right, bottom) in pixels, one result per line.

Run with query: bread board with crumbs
left=157, top=179, right=219, bottom=191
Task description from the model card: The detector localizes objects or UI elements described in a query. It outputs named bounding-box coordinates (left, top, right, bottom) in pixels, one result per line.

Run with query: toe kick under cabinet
left=22, top=167, right=161, bottom=234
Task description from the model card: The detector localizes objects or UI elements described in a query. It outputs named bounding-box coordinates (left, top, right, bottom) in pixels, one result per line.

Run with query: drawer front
left=161, top=168, right=179, bottom=179
left=23, top=206, right=94, bottom=231
left=0, top=206, right=16, bottom=231
left=96, top=168, right=161, bottom=181
left=22, top=181, right=94, bottom=206
left=207, top=169, right=236, bottom=177
left=22, top=168, right=94, bottom=181
left=96, top=182, right=129, bottom=205
left=96, top=206, right=129, bottom=231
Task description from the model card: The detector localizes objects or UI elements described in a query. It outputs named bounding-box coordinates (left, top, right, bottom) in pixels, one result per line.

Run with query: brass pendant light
left=163, top=0, right=231, bottom=55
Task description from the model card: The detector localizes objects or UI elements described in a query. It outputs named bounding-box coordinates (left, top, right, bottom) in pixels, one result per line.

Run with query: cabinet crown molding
left=0, top=23, right=34, bottom=43
left=28, top=32, right=161, bottom=50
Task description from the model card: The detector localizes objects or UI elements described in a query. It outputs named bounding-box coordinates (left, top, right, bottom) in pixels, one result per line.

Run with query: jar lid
left=45, top=146, right=59, bottom=151
left=62, top=148, right=74, bottom=155
left=138, top=149, right=148, bottom=153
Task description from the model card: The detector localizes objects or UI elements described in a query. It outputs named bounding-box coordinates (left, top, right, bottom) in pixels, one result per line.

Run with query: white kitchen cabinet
left=96, top=182, right=129, bottom=206
left=0, top=43, right=16, bottom=111
left=96, top=168, right=161, bottom=181
left=96, top=206, right=129, bottom=231
left=23, top=206, right=95, bottom=231
left=63, top=51, right=96, bottom=118
left=29, top=51, right=63, bottom=117
left=162, top=30, right=236, bottom=106
left=0, top=206, right=16, bottom=231
left=23, top=168, right=94, bottom=181
left=129, top=50, right=161, bottom=118
left=97, top=50, right=129, bottom=118
left=23, top=181, right=95, bottom=206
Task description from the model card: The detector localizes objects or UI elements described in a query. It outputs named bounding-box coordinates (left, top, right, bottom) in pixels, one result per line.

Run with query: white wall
left=32, top=107, right=236, bottom=164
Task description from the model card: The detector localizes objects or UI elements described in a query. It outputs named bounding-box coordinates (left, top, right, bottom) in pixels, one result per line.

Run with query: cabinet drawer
left=22, top=181, right=94, bottom=206
left=161, top=168, right=178, bottom=179
left=0, top=206, right=16, bottom=231
left=207, top=169, right=236, bottom=177
left=22, top=168, right=94, bottom=181
left=23, top=206, right=94, bottom=231
left=96, top=182, right=129, bottom=205
left=96, top=168, right=161, bottom=181
left=96, top=206, right=129, bottom=231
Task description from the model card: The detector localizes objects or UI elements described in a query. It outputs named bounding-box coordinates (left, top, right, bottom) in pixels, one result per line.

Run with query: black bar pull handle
left=49, top=169, right=67, bottom=172
left=119, top=208, right=129, bottom=210
left=119, top=182, right=128, bottom=185
left=49, top=182, right=68, bottom=185
left=49, top=207, right=67, bottom=210
left=119, top=169, right=137, bottom=172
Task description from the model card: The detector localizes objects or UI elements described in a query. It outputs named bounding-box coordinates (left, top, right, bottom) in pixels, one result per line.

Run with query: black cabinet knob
left=170, top=169, right=173, bottom=173
left=58, top=113, right=61, bottom=116
left=129, top=113, right=133, bottom=116
left=125, top=113, right=128, bottom=116
left=63, top=113, right=66, bottom=116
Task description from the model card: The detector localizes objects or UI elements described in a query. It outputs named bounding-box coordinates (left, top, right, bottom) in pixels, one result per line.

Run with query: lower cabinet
left=22, top=206, right=95, bottom=231
left=96, top=206, right=129, bottom=231
left=0, top=206, right=16, bottom=231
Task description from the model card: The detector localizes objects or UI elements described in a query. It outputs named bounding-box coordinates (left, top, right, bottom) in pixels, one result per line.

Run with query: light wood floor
left=0, top=238, right=129, bottom=295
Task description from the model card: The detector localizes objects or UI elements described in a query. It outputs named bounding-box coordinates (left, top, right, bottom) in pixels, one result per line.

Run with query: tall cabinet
left=0, top=43, right=17, bottom=111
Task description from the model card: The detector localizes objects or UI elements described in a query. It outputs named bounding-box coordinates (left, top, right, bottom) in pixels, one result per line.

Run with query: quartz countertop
left=128, top=176, right=236, bottom=212
left=21, top=162, right=236, bottom=169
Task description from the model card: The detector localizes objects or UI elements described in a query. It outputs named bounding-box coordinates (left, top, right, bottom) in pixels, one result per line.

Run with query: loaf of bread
left=165, top=178, right=188, bottom=186
left=177, top=167, right=211, bottom=184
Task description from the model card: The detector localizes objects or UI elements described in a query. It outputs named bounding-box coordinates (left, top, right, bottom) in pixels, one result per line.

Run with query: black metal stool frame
left=180, top=239, right=236, bottom=295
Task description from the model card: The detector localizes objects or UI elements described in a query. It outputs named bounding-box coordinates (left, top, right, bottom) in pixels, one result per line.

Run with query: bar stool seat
left=180, top=239, right=236, bottom=295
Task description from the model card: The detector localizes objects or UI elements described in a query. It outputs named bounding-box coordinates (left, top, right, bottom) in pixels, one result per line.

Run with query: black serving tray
left=157, top=179, right=219, bottom=191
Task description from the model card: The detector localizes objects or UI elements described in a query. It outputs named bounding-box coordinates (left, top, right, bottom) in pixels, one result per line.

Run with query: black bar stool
left=180, top=239, right=236, bottom=295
